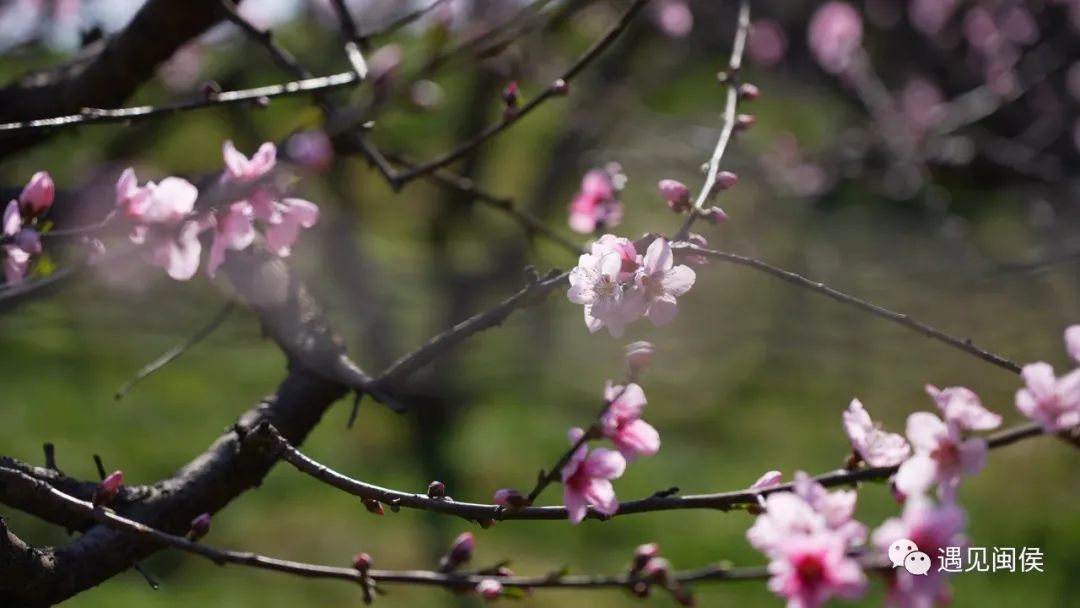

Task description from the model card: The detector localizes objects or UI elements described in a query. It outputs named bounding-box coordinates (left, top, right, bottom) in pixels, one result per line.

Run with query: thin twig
left=258, top=421, right=1045, bottom=522
left=674, top=0, right=750, bottom=241
left=673, top=242, right=1022, bottom=374
left=390, top=0, right=652, bottom=184
left=358, top=0, right=454, bottom=40
left=115, top=302, right=238, bottom=400
left=0, top=74, right=357, bottom=136
left=327, top=0, right=370, bottom=77
left=0, top=465, right=775, bottom=590
left=375, top=269, right=570, bottom=388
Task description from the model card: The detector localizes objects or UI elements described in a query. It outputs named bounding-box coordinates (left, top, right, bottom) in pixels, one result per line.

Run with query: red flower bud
left=551, top=78, right=569, bottom=96
left=502, top=81, right=521, bottom=108
left=714, top=171, right=739, bottom=191
left=738, top=83, right=760, bottom=100
left=633, top=542, right=660, bottom=571
left=700, top=206, right=728, bottom=224
left=440, top=532, right=475, bottom=571
left=657, top=179, right=691, bottom=212
left=476, top=579, right=502, bottom=600
left=188, top=512, right=212, bottom=540
left=493, top=488, right=527, bottom=509
left=352, top=552, right=373, bottom=572
left=363, top=498, right=385, bottom=516
left=427, top=480, right=446, bottom=499
left=92, top=470, right=123, bottom=507
left=19, top=171, right=54, bottom=217
left=734, top=114, right=756, bottom=131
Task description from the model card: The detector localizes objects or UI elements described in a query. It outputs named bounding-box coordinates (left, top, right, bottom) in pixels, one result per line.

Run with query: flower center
left=794, top=554, right=826, bottom=585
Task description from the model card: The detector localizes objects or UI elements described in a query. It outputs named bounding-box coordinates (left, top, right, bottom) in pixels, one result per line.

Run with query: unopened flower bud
left=493, top=488, right=527, bottom=509
left=188, top=512, right=212, bottom=540
left=735, top=114, right=756, bottom=131
left=633, top=542, right=660, bottom=571
left=363, top=498, right=385, bottom=515
left=476, top=579, right=503, bottom=600
left=630, top=580, right=651, bottom=598
left=19, top=171, right=54, bottom=217
left=253, top=96, right=270, bottom=109
left=440, top=532, right=475, bottom=571
left=716, top=70, right=731, bottom=84
left=352, top=552, right=373, bottom=572
left=625, top=341, right=654, bottom=375
left=700, top=206, right=728, bottom=224
left=738, top=83, right=760, bottom=100
left=551, top=78, right=569, bottom=96
left=428, top=480, right=447, bottom=499
left=92, top=470, right=124, bottom=507
left=201, top=80, right=222, bottom=100
left=502, top=81, right=520, bottom=108
left=642, top=557, right=672, bottom=585
left=657, top=179, right=691, bottom=212
left=714, top=171, right=739, bottom=191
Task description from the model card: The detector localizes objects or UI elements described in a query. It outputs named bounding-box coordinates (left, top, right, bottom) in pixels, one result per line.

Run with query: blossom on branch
left=872, top=496, right=967, bottom=608
left=894, top=413, right=986, bottom=500
left=1015, top=326, right=1080, bottom=432
left=842, top=398, right=911, bottom=467
left=567, top=169, right=623, bottom=234
left=633, top=238, right=696, bottom=327
left=222, top=140, right=276, bottom=182
left=600, top=382, right=660, bottom=460
left=925, top=384, right=1001, bottom=432
left=765, top=533, right=867, bottom=608
left=2, top=201, right=40, bottom=284
left=561, top=427, right=626, bottom=524
left=116, top=168, right=208, bottom=281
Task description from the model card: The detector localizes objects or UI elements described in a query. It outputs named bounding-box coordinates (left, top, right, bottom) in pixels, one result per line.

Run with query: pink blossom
left=807, top=2, right=864, bottom=74
left=567, top=169, right=622, bottom=234
left=632, top=238, right=696, bottom=326
left=842, top=399, right=911, bottom=467
left=476, top=579, right=502, bottom=600
left=748, top=19, right=788, bottom=67
left=747, top=493, right=830, bottom=555
left=751, top=470, right=783, bottom=490
left=115, top=169, right=207, bottom=280
left=567, top=245, right=639, bottom=337
left=2, top=201, right=35, bottom=284
left=222, top=140, right=277, bottom=182
left=264, top=198, right=320, bottom=257
left=872, top=496, right=967, bottom=608
left=600, top=382, right=660, bottom=460
left=18, top=171, right=54, bottom=217
left=285, top=130, right=334, bottom=173
left=894, top=413, right=986, bottom=499
left=1066, top=325, right=1080, bottom=363
left=651, top=0, right=693, bottom=39
left=207, top=201, right=256, bottom=278
left=1015, top=362, right=1080, bottom=432
left=925, top=385, right=1001, bottom=431
left=561, top=428, right=626, bottom=524
left=792, top=472, right=866, bottom=547
left=765, top=532, right=867, bottom=608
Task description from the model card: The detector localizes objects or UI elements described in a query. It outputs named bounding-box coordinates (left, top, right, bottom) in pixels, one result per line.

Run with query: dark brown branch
left=258, top=421, right=1046, bottom=522
left=389, top=0, right=652, bottom=184
left=674, top=243, right=1022, bottom=374
left=0, top=466, right=775, bottom=594
left=0, top=0, right=241, bottom=155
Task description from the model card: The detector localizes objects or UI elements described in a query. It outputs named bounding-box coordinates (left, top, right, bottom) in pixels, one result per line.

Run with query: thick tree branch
left=0, top=0, right=240, bottom=157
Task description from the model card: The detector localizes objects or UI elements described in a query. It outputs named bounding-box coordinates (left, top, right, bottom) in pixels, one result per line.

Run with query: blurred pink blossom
left=561, top=427, right=626, bottom=524
left=207, top=201, right=256, bottom=278
left=842, top=399, right=911, bottom=467
left=286, top=130, right=334, bottom=173
left=765, top=532, right=867, bottom=608
left=476, top=579, right=502, bottom=600
left=808, top=2, right=864, bottom=74
left=600, top=382, right=660, bottom=460
left=793, top=472, right=867, bottom=547
left=115, top=168, right=208, bottom=280
left=222, top=140, right=277, bottom=183
left=894, top=413, right=986, bottom=499
left=264, top=198, right=320, bottom=257
left=1016, top=362, right=1080, bottom=432
left=568, top=169, right=622, bottom=234
left=872, top=496, right=967, bottom=607
left=651, top=0, right=693, bottom=39
left=2, top=201, right=35, bottom=284
left=748, top=19, right=788, bottom=67
left=924, top=385, right=1001, bottom=431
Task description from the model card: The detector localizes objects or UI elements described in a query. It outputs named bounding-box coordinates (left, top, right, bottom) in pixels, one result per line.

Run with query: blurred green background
left=2, top=1, right=1079, bottom=606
